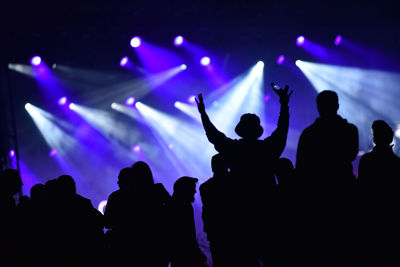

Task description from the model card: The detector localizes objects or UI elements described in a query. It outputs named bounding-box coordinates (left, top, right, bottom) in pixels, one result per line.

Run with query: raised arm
left=265, top=83, right=293, bottom=157
left=196, top=93, right=229, bottom=149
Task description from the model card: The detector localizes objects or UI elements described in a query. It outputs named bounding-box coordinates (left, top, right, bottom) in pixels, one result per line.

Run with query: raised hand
left=271, top=82, right=293, bottom=106
left=195, top=93, right=206, bottom=114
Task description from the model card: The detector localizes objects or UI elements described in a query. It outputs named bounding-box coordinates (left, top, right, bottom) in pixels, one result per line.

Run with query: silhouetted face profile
left=372, top=120, right=393, bottom=147
left=234, top=113, right=264, bottom=140
left=173, top=176, right=198, bottom=203
left=117, top=168, right=134, bottom=192
left=275, top=157, right=294, bottom=185
left=211, top=153, right=228, bottom=175
left=131, top=161, right=154, bottom=188
left=316, top=90, right=339, bottom=118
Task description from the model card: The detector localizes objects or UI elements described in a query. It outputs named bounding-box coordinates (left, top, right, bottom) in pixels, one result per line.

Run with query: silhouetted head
left=0, top=169, right=23, bottom=196
left=58, top=175, right=76, bottom=196
left=45, top=179, right=62, bottom=203
left=275, top=158, right=295, bottom=185
left=117, top=168, right=135, bottom=191
left=316, top=90, right=339, bottom=118
left=211, top=153, right=228, bottom=175
left=235, top=113, right=264, bottom=139
left=173, top=176, right=198, bottom=203
left=372, top=120, right=394, bottom=147
left=131, top=161, right=154, bottom=188
left=30, top=183, right=45, bottom=203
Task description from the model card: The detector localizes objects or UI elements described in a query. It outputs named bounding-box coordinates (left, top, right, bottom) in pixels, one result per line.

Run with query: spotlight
left=396, top=127, right=400, bottom=139
left=25, top=103, right=31, bottom=110
left=295, top=60, right=302, bottom=67
left=69, top=103, right=76, bottom=110
left=57, top=96, right=67, bottom=106
left=296, top=35, right=306, bottom=47
left=49, top=148, right=58, bottom=157
left=180, top=64, right=187, bottom=70
left=174, top=35, right=184, bottom=46
left=276, top=55, right=285, bottom=65
left=256, top=61, right=264, bottom=68
left=200, top=57, right=211, bottom=66
left=9, top=149, right=16, bottom=158
left=130, top=36, right=142, bottom=48
left=120, top=56, right=129, bottom=67
left=187, top=95, right=197, bottom=104
left=131, top=144, right=141, bottom=153
left=30, top=56, right=42, bottom=66
left=334, top=35, right=342, bottom=46
left=125, top=97, right=135, bottom=106
left=52, top=64, right=57, bottom=69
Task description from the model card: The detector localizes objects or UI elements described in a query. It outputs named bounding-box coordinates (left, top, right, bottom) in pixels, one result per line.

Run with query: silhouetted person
left=105, top=163, right=170, bottom=267
left=295, top=90, right=359, bottom=267
left=0, top=169, right=23, bottom=265
left=196, top=84, right=292, bottom=265
left=168, top=176, right=207, bottom=267
left=200, top=153, right=232, bottom=267
left=357, top=120, right=400, bottom=266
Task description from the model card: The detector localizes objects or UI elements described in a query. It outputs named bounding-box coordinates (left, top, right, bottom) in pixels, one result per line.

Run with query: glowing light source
left=256, top=61, right=264, bottom=68
left=296, top=35, right=306, bottom=47
left=69, top=103, right=76, bottom=110
left=49, top=148, right=58, bottom=157
left=57, top=96, right=67, bottom=106
left=130, top=36, right=142, bottom=48
left=295, top=60, right=302, bottom=67
left=396, top=127, right=400, bottom=139
left=334, top=35, right=343, bottom=46
left=276, top=55, right=285, bottom=65
left=125, top=96, right=135, bottom=106
left=98, top=200, right=107, bottom=215
left=30, top=56, right=42, bottom=66
left=174, top=35, right=184, bottom=46
left=180, top=64, right=187, bottom=70
left=120, top=56, right=129, bottom=67
left=200, top=57, right=211, bottom=66
left=131, top=144, right=141, bottom=153
left=187, top=95, right=197, bottom=104
left=9, top=149, right=16, bottom=158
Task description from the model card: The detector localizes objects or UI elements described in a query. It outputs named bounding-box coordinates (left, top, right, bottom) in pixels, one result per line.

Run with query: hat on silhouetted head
left=234, top=113, right=264, bottom=139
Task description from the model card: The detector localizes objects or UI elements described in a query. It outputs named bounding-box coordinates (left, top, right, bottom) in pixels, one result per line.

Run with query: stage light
left=131, top=144, right=141, bottom=153
left=174, top=35, right=184, bottom=46
left=200, top=57, right=211, bottom=66
left=57, top=96, right=67, bottom=106
left=125, top=96, right=135, bottom=106
left=52, top=64, right=57, bottom=69
left=97, top=200, right=107, bottom=215
left=49, top=148, right=58, bottom=157
left=120, top=56, right=129, bottom=67
left=30, top=56, right=42, bottom=66
left=256, top=61, right=264, bottom=68
left=9, top=149, right=16, bottom=158
left=180, top=64, right=187, bottom=70
left=334, top=35, right=342, bottom=46
left=69, top=103, right=76, bottom=110
left=295, top=60, right=302, bottom=66
left=296, top=35, right=305, bottom=47
left=396, top=127, right=400, bottom=139
left=187, top=95, right=197, bottom=104
left=276, top=55, right=285, bottom=65
left=130, top=36, right=142, bottom=48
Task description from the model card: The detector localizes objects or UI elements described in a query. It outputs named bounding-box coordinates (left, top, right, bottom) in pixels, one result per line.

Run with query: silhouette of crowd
left=1, top=84, right=400, bottom=267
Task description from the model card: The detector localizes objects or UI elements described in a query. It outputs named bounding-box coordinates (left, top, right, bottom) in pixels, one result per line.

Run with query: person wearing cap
left=196, top=84, right=292, bottom=265
left=167, top=176, right=207, bottom=267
